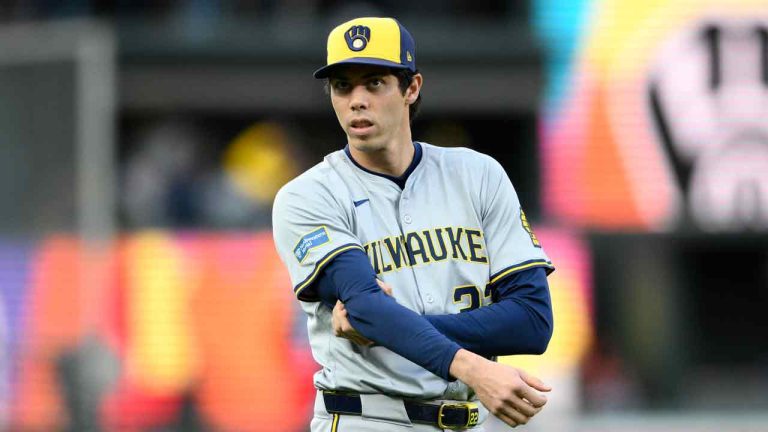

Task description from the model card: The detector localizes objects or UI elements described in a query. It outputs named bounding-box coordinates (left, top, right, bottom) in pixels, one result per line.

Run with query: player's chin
left=350, top=142, right=387, bottom=154
left=347, top=135, right=381, bottom=152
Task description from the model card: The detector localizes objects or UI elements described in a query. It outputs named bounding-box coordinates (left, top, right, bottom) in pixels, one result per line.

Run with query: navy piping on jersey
left=293, top=243, right=364, bottom=302
left=489, top=259, right=555, bottom=286
left=344, top=142, right=423, bottom=189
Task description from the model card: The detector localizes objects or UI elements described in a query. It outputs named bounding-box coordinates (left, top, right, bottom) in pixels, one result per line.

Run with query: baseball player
left=272, top=17, right=555, bottom=431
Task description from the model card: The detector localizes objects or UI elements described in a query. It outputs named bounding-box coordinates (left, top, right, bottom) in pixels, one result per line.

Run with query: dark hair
left=323, top=67, right=422, bottom=123
left=393, top=68, right=421, bottom=123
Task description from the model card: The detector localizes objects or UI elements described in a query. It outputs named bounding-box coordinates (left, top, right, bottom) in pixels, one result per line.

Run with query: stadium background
left=0, top=0, right=766, bottom=430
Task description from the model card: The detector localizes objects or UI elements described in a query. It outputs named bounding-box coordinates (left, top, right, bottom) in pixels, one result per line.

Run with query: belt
left=322, top=392, right=480, bottom=430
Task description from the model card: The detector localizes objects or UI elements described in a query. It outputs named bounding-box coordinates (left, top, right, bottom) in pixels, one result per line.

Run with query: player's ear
left=406, top=73, right=422, bottom=104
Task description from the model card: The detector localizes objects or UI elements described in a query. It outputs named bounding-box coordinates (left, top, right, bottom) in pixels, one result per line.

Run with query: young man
left=272, top=17, right=555, bottom=431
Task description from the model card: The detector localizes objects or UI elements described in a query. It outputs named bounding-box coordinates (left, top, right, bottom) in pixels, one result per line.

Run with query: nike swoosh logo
left=353, top=199, right=370, bottom=207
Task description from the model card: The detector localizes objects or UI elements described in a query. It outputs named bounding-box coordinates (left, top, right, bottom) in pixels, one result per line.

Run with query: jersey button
left=403, top=214, right=412, bottom=224
left=425, top=294, right=434, bottom=303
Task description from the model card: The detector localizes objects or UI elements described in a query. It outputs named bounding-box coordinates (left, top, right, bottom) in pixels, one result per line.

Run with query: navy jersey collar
left=344, top=142, right=422, bottom=189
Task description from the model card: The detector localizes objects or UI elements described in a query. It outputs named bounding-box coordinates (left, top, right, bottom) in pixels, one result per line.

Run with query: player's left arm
left=444, top=154, right=555, bottom=356
left=334, top=267, right=552, bottom=357
left=418, top=267, right=551, bottom=356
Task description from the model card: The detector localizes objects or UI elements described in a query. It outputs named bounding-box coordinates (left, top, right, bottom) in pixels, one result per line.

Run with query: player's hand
left=450, top=349, right=551, bottom=428
left=332, top=279, right=394, bottom=346
left=332, top=300, right=374, bottom=346
left=375, top=278, right=393, bottom=296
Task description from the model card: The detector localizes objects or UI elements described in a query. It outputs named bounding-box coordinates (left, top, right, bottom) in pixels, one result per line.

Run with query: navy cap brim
left=313, top=57, right=411, bottom=79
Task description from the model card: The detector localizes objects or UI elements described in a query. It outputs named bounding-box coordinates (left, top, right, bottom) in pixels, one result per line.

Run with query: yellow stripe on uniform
left=331, top=414, right=340, bottom=432
left=294, top=244, right=365, bottom=298
left=489, top=260, right=554, bottom=285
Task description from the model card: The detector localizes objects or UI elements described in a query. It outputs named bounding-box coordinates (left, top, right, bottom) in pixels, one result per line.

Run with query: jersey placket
left=399, top=172, right=431, bottom=315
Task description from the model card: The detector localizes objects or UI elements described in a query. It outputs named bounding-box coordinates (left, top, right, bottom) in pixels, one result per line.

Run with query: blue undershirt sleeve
left=424, top=267, right=553, bottom=357
left=314, top=249, right=462, bottom=381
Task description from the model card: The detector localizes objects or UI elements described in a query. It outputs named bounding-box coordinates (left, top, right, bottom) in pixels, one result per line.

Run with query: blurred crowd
left=0, top=0, right=526, bottom=20
left=120, top=118, right=303, bottom=229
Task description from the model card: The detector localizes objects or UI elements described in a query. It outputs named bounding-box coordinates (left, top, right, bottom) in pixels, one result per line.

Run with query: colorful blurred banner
left=1, top=233, right=315, bottom=431
left=0, top=226, right=589, bottom=431
left=535, top=0, right=768, bottom=231
left=499, top=227, right=592, bottom=374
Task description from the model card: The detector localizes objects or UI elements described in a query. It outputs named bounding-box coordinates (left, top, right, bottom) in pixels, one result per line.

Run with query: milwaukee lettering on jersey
left=362, top=227, right=488, bottom=275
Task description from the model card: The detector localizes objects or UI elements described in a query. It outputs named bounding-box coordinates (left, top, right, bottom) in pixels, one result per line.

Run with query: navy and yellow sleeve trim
left=489, top=259, right=554, bottom=286
left=294, top=243, right=365, bottom=302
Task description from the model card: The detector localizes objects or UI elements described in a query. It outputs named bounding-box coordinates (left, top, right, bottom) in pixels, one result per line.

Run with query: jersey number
left=452, top=285, right=493, bottom=312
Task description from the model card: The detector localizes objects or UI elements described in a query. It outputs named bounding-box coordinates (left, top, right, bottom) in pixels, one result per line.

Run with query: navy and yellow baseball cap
left=313, top=17, right=416, bottom=79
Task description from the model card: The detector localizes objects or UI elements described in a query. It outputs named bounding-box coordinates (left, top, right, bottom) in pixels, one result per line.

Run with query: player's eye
left=368, top=78, right=384, bottom=89
left=332, top=81, right=350, bottom=92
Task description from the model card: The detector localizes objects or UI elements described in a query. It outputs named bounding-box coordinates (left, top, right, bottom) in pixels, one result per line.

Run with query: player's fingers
left=334, top=300, right=345, bottom=313
left=350, top=334, right=373, bottom=346
left=519, top=370, right=552, bottom=392
left=333, top=321, right=347, bottom=337
left=345, top=328, right=373, bottom=346
left=332, top=303, right=343, bottom=335
left=511, top=396, right=540, bottom=417
left=340, top=317, right=355, bottom=333
left=335, top=304, right=348, bottom=319
left=503, top=405, right=532, bottom=427
left=518, top=387, right=547, bottom=408
left=494, top=410, right=521, bottom=428
left=334, top=309, right=349, bottom=330
left=376, top=279, right=394, bottom=296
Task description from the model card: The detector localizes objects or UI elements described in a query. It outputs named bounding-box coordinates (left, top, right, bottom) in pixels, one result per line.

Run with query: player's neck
left=348, top=136, right=415, bottom=178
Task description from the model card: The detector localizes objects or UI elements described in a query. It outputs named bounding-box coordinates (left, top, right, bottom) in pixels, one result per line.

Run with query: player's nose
left=349, top=85, right=369, bottom=111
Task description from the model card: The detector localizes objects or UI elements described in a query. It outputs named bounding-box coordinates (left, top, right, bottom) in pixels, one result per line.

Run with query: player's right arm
left=449, top=348, right=551, bottom=427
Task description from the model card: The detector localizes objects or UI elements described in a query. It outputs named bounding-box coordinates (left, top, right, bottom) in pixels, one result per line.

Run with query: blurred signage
left=537, top=0, right=768, bottom=231
left=0, top=233, right=315, bottom=431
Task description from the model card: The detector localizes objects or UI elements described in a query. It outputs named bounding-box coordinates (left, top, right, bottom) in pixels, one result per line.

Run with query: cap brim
left=313, top=57, right=410, bottom=79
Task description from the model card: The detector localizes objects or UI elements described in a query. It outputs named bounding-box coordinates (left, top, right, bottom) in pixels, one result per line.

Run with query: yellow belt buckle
left=437, top=402, right=480, bottom=429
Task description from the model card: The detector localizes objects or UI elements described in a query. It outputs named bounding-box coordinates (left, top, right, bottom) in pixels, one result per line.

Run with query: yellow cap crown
left=314, top=17, right=416, bottom=78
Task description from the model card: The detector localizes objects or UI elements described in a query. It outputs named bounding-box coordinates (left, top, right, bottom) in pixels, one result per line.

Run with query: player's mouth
left=349, top=118, right=374, bottom=135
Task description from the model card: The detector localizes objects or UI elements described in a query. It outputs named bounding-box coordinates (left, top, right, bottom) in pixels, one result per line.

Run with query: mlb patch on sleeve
left=294, top=227, right=330, bottom=263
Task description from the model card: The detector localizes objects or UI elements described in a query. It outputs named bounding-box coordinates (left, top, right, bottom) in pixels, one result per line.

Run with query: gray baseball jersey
left=272, top=142, right=552, bottom=401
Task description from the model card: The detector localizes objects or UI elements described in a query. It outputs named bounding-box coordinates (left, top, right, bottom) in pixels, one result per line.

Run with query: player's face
left=328, top=65, right=415, bottom=152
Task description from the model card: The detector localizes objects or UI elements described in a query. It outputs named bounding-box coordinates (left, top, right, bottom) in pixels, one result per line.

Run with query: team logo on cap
left=345, top=25, right=371, bottom=51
